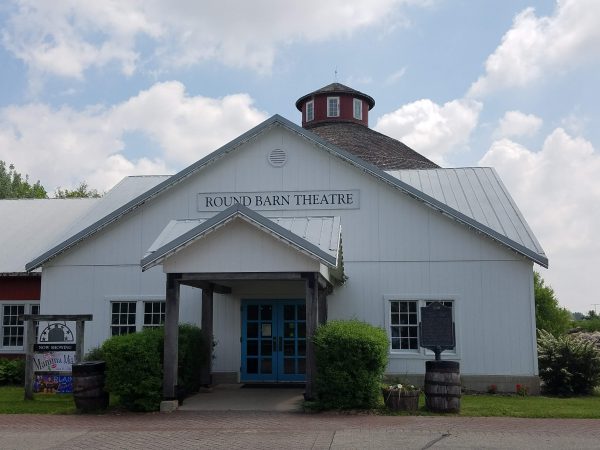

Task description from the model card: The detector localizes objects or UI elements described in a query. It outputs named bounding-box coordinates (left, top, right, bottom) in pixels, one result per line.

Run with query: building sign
left=32, top=321, right=76, bottom=393
left=197, top=190, right=360, bottom=211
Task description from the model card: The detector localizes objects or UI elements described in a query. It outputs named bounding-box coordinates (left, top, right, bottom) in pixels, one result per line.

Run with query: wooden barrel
left=72, top=361, right=109, bottom=412
left=424, top=361, right=461, bottom=413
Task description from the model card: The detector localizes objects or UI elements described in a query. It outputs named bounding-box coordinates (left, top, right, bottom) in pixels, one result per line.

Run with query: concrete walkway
left=178, top=383, right=305, bottom=412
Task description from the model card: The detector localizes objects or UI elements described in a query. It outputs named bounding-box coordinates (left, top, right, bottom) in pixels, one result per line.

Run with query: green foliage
left=83, top=346, right=104, bottom=362
left=0, top=359, right=25, bottom=385
left=100, top=324, right=209, bottom=411
left=313, top=320, right=389, bottom=409
left=54, top=181, right=102, bottom=198
left=177, top=324, right=210, bottom=393
left=573, top=311, right=600, bottom=332
left=101, top=328, right=164, bottom=411
left=534, top=272, right=571, bottom=336
left=0, top=161, right=47, bottom=199
left=537, top=329, right=600, bottom=396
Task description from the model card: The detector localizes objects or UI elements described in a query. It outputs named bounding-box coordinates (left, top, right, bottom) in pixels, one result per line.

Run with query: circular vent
left=267, top=148, right=287, bottom=167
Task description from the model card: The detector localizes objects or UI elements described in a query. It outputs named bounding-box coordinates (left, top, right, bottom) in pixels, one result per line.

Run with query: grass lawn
left=0, top=386, right=76, bottom=414
left=382, top=390, right=600, bottom=419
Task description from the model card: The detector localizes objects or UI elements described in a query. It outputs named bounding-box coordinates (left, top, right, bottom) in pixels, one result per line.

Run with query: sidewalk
left=1, top=411, right=599, bottom=449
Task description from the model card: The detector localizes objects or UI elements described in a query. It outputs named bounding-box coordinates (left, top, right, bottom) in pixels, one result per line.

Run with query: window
left=389, top=299, right=454, bottom=352
left=327, top=97, right=340, bottom=117
left=111, top=301, right=137, bottom=336
left=305, top=100, right=314, bottom=122
left=143, top=301, right=165, bottom=329
left=0, top=302, right=39, bottom=350
left=109, top=299, right=165, bottom=335
left=353, top=98, right=362, bottom=120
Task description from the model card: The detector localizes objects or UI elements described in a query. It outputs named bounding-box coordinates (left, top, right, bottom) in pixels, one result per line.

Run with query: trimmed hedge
left=0, top=359, right=25, bottom=385
left=538, top=329, right=600, bottom=396
left=101, top=327, right=164, bottom=411
left=313, top=320, right=389, bottom=409
left=99, top=324, right=210, bottom=411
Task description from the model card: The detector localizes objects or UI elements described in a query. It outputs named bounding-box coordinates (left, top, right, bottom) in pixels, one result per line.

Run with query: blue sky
left=0, top=0, right=598, bottom=313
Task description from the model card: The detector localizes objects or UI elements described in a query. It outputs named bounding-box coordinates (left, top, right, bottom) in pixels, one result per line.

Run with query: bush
left=83, top=346, right=104, bottom=362
left=538, top=329, right=600, bottom=396
left=0, top=359, right=25, bottom=385
left=313, top=320, right=389, bottom=409
left=177, top=324, right=210, bottom=393
left=101, top=327, right=164, bottom=411
left=100, top=324, right=209, bottom=411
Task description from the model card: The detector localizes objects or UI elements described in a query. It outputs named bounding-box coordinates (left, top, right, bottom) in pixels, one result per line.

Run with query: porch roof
left=141, top=204, right=341, bottom=271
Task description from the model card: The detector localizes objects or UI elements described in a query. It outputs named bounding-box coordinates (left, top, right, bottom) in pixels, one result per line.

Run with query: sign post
left=419, top=302, right=455, bottom=360
left=21, top=314, right=92, bottom=400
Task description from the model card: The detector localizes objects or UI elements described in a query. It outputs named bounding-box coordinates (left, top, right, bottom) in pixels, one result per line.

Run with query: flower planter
left=382, top=388, right=420, bottom=411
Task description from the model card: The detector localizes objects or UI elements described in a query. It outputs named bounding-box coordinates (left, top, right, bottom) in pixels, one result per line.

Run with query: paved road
left=0, top=411, right=598, bottom=449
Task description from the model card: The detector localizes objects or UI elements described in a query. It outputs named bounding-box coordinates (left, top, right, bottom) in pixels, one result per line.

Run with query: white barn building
left=22, top=84, right=547, bottom=397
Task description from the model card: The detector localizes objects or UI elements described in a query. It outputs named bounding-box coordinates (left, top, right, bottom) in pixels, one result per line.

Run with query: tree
left=55, top=181, right=102, bottom=198
left=534, top=272, right=571, bottom=336
left=0, top=161, right=47, bottom=199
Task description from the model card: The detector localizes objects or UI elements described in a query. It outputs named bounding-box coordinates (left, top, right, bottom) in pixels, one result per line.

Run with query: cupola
left=295, top=83, right=375, bottom=129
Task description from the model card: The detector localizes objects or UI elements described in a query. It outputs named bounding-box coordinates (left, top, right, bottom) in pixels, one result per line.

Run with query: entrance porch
left=139, top=204, right=343, bottom=404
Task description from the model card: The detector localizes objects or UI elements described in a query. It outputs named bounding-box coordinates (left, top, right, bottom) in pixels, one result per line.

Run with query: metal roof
left=141, top=204, right=341, bottom=270
left=385, top=168, right=546, bottom=261
left=24, top=176, right=169, bottom=272
left=26, top=114, right=548, bottom=271
left=0, top=198, right=98, bottom=273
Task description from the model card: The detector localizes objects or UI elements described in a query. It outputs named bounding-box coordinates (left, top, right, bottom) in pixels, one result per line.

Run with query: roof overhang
left=141, top=204, right=342, bottom=278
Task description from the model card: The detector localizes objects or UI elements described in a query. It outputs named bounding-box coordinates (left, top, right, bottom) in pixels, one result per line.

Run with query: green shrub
left=83, top=346, right=104, bottom=362
left=313, top=320, right=389, bottom=409
left=177, top=324, right=210, bottom=393
left=538, top=329, right=600, bottom=396
left=577, top=318, right=600, bottom=333
left=101, top=327, right=164, bottom=411
left=0, top=359, right=25, bottom=385
left=100, top=324, right=209, bottom=411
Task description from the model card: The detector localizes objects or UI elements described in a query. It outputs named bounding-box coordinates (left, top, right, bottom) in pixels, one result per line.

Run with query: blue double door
left=241, top=300, right=306, bottom=382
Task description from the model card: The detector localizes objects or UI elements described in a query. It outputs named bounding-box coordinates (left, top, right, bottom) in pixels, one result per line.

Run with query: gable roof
left=26, top=114, right=547, bottom=271
left=387, top=168, right=546, bottom=261
left=141, top=204, right=340, bottom=270
left=0, top=198, right=98, bottom=274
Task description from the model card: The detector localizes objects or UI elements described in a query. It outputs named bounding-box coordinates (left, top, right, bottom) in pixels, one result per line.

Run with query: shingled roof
left=296, top=83, right=439, bottom=170
left=295, top=82, right=375, bottom=110
left=308, top=122, right=439, bottom=170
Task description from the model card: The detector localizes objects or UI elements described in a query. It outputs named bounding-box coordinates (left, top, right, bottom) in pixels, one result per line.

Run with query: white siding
left=39, top=125, right=538, bottom=377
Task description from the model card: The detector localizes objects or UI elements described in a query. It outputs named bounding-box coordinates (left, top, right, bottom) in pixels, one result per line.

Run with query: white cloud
left=494, top=111, right=542, bottom=139
left=374, top=98, right=482, bottom=165
left=2, top=0, right=417, bottom=80
left=468, top=0, right=600, bottom=97
left=384, top=67, right=406, bottom=85
left=0, top=81, right=267, bottom=192
left=479, top=128, right=600, bottom=312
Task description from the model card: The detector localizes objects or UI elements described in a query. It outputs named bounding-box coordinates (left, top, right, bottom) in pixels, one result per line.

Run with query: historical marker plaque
left=419, top=302, right=455, bottom=360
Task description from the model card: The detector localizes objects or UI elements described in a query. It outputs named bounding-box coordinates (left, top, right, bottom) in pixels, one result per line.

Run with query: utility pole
left=592, top=304, right=599, bottom=314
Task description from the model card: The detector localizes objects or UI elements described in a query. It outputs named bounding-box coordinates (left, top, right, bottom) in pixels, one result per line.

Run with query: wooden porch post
left=200, top=283, right=214, bottom=386
left=318, top=287, right=328, bottom=326
left=305, top=273, right=319, bottom=400
left=163, top=273, right=180, bottom=400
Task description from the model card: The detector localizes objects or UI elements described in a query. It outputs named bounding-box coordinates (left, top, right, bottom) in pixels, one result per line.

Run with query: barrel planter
left=72, top=361, right=109, bottom=412
left=382, top=388, right=420, bottom=411
left=424, top=360, right=461, bottom=413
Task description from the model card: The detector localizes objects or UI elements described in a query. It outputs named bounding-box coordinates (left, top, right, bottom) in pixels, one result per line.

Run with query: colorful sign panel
left=33, top=321, right=77, bottom=393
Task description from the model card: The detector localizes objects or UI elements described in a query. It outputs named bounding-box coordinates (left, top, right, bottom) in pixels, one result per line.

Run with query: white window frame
left=106, top=296, right=166, bottom=337
left=327, top=96, right=340, bottom=117
left=384, top=295, right=459, bottom=359
left=305, top=100, right=314, bottom=122
left=0, top=301, right=40, bottom=352
left=353, top=98, right=362, bottom=120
